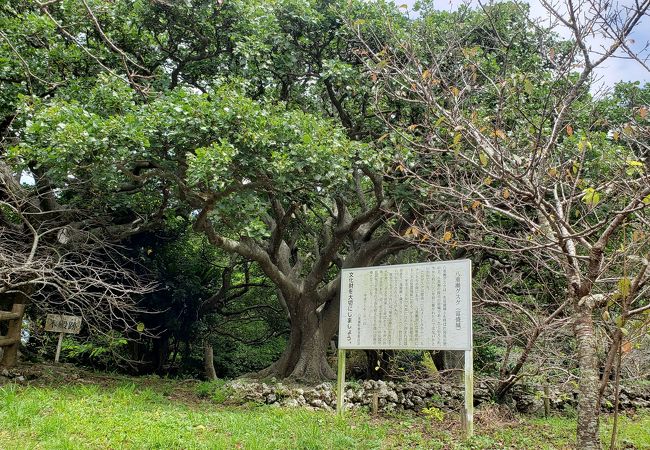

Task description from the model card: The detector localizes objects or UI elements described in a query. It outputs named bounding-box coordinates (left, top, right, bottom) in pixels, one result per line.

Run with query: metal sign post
left=464, top=349, right=474, bottom=437
left=336, top=260, right=473, bottom=437
left=336, top=348, right=346, bottom=416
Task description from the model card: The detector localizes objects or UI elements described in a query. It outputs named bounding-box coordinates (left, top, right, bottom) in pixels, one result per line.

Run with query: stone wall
left=227, top=378, right=650, bottom=414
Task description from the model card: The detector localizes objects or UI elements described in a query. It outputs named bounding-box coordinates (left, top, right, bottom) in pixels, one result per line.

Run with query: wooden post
left=0, top=303, right=26, bottom=367
left=336, top=348, right=346, bottom=416
left=464, top=349, right=474, bottom=438
left=371, top=390, right=379, bottom=415
left=203, top=340, right=218, bottom=381
left=544, top=383, right=550, bottom=418
left=54, top=332, right=64, bottom=363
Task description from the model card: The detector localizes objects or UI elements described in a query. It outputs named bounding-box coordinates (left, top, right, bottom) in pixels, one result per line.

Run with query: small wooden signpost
left=336, top=260, right=473, bottom=437
left=45, top=314, right=82, bottom=363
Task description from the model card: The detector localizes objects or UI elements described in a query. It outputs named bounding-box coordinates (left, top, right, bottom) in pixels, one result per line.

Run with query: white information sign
left=338, top=260, right=472, bottom=351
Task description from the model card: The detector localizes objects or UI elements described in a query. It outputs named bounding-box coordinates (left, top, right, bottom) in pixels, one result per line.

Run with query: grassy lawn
left=1, top=375, right=649, bottom=449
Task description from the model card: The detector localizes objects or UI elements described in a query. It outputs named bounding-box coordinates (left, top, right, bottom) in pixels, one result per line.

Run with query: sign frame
left=338, top=260, right=472, bottom=351
left=335, top=260, right=473, bottom=437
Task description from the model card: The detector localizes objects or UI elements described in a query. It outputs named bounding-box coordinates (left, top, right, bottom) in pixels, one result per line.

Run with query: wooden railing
left=0, top=303, right=25, bottom=367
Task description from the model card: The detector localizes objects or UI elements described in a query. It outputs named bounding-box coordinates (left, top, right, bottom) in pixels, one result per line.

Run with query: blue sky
left=394, top=0, right=650, bottom=90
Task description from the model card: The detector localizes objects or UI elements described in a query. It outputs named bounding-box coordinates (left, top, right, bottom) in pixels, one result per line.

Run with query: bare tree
left=471, top=252, right=573, bottom=398
left=354, top=1, right=650, bottom=447
left=0, top=160, right=156, bottom=366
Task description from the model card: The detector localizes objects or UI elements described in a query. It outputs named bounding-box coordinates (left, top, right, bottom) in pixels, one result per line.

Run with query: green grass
left=1, top=379, right=649, bottom=449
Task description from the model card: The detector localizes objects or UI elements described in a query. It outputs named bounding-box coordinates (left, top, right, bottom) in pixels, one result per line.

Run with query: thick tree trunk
left=256, top=297, right=335, bottom=382
left=431, top=350, right=445, bottom=372
left=443, top=350, right=465, bottom=383
left=151, top=333, right=169, bottom=374
left=575, top=303, right=601, bottom=450
left=204, top=341, right=218, bottom=381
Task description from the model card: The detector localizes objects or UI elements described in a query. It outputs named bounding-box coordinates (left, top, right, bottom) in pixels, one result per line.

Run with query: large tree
left=10, top=79, right=413, bottom=379
left=2, top=0, right=420, bottom=380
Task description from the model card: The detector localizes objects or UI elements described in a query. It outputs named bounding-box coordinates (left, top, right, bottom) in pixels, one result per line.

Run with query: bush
left=61, top=333, right=128, bottom=369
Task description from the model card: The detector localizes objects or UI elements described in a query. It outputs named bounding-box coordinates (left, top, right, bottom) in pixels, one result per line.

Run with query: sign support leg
left=464, top=349, right=474, bottom=438
left=336, top=348, right=346, bottom=416
left=54, top=332, right=64, bottom=363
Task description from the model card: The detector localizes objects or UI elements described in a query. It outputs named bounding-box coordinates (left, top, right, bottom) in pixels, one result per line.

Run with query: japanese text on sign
left=45, top=314, right=82, bottom=334
left=338, top=260, right=472, bottom=350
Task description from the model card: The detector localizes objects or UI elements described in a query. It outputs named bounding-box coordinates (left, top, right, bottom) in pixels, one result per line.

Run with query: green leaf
left=479, top=153, right=488, bottom=167
left=618, top=278, right=631, bottom=298
left=523, top=78, right=533, bottom=95
left=582, top=187, right=601, bottom=206
left=577, top=138, right=592, bottom=152
left=626, top=159, right=645, bottom=176
left=136, top=322, right=145, bottom=333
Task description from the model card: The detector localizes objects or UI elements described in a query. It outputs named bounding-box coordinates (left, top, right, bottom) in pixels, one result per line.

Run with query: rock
left=376, top=382, right=388, bottom=398
left=382, top=402, right=396, bottom=412
left=266, top=393, right=277, bottom=404
left=282, top=398, right=299, bottom=407
left=303, top=389, right=319, bottom=403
